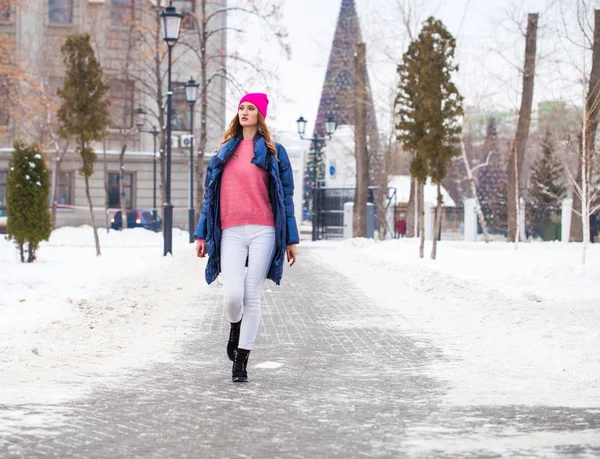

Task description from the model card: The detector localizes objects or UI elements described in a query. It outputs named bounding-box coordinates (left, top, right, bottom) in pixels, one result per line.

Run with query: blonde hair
left=221, top=111, right=278, bottom=159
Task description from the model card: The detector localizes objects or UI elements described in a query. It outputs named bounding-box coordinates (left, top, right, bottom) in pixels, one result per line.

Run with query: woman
left=194, top=93, right=299, bottom=383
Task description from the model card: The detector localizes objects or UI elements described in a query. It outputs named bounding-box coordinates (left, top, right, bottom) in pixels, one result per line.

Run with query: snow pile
left=0, top=227, right=213, bottom=405
left=315, top=237, right=600, bottom=407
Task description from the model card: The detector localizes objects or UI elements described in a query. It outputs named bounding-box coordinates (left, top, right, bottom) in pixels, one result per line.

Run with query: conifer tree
left=395, top=17, right=463, bottom=259
left=527, top=131, right=565, bottom=228
left=476, top=118, right=508, bottom=233
left=57, top=33, right=110, bottom=256
left=7, top=141, right=52, bottom=263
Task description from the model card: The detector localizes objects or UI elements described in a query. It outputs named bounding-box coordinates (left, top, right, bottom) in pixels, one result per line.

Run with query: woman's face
left=238, top=102, right=259, bottom=127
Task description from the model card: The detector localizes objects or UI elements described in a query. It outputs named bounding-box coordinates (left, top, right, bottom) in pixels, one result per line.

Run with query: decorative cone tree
left=526, top=131, right=565, bottom=234
left=57, top=33, right=111, bottom=256
left=304, top=0, right=380, bottom=217
left=7, top=141, right=52, bottom=263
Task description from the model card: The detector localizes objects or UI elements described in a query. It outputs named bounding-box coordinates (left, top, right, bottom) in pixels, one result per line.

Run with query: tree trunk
left=419, top=180, right=425, bottom=258
left=153, top=8, right=167, bottom=222
left=84, top=174, right=101, bottom=256
left=574, top=9, right=600, bottom=258
left=514, top=143, right=520, bottom=246
left=195, top=0, right=208, bottom=219
left=28, top=242, right=37, bottom=263
left=103, top=138, right=110, bottom=233
left=353, top=43, right=368, bottom=238
left=405, top=173, right=415, bottom=238
left=431, top=183, right=443, bottom=259
left=570, top=156, right=583, bottom=242
left=507, top=13, right=538, bottom=242
left=50, top=157, right=60, bottom=229
left=415, top=177, right=420, bottom=237
left=461, top=138, right=490, bottom=242
left=160, top=138, right=166, bottom=221
left=119, top=143, right=128, bottom=229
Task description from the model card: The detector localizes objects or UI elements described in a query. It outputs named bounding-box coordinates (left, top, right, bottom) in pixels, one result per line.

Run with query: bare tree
left=106, top=17, right=141, bottom=230
left=354, top=43, right=368, bottom=238
left=458, top=135, right=491, bottom=242
left=506, top=13, right=538, bottom=243
left=179, top=0, right=289, bottom=221
left=119, top=2, right=169, bottom=220
left=566, top=6, right=600, bottom=263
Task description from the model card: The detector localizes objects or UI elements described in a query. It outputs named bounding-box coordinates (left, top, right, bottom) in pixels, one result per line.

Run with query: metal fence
left=437, top=206, right=464, bottom=241
left=312, top=187, right=376, bottom=240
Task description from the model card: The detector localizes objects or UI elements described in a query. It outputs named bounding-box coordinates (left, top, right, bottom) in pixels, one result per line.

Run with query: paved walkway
left=2, top=248, right=600, bottom=458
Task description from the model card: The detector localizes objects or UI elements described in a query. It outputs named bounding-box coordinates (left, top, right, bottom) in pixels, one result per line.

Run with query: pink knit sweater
left=219, top=139, right=274, bottom=230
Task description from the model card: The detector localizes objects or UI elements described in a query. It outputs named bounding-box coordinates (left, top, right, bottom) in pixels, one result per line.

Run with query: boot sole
left=232, top=376, right=248, bottom=382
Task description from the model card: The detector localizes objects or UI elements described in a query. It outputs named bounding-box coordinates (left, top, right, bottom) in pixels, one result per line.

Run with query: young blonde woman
left=194, top=93, right=299, bottom=382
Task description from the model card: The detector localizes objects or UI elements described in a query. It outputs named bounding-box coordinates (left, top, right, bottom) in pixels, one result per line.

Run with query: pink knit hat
left=239, top=93, right=269, bottom=119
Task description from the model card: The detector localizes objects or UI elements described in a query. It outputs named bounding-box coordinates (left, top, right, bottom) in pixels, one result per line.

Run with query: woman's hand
left=286, top=244, right=298, bottom=267
left=196, top=239, right=207, bottom=258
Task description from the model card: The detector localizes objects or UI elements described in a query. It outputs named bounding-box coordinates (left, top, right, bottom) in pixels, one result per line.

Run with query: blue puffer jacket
left=194, top=134, right=300, bottom=285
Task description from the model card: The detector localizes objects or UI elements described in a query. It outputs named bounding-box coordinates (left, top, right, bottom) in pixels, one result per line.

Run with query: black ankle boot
left=227, top=320, right=241, bottom=362
left=232, top=348, right=250, bottom=382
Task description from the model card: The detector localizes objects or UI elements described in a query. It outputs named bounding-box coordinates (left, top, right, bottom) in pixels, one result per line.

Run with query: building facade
left=0, top=0, right=227, bottom=229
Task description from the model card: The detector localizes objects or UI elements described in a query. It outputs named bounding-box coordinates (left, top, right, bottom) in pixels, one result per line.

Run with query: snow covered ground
left=0, top=227, right=212, bottom=405
left=314, top=237, right=600, bottom=407
left=2, top=227, right=599, bottom=413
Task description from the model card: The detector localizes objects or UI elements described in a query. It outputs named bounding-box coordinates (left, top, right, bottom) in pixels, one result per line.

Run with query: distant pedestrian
left=194, top=93, right=299, bottom=382
left=396, top=214, right=406, bottom=238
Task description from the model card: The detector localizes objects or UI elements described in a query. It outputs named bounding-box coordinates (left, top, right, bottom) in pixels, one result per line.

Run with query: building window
left=108, top=173, right=133, bottom=209
left=171, top=82, right=190, bottom=131
left=56, top=171, right=72, bottom=205
left=0, top=170, right=6, bottom=207
left=0, top=2, right=10, bottom=21
left=0, top=76, right=10, bottom=125
left=111, top=0, right=134, bottom=26
left=49, top=0, right=73, bottom=24
left=109, top=79, right=134, bottom=129
left=173, top=0, right=195, bottom=30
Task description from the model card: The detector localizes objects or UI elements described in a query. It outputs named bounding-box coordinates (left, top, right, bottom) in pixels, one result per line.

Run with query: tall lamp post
left=296, top=115, right=337, bottom=241
left=185, top=77, right=199, bottom=243
left=135, top=107, right=161, bottom=232
left=160, top=5, right=183, bottom=256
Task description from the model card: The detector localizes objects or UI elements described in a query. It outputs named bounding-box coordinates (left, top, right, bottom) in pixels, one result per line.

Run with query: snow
left=2, top=227, right=599, bottom=412
left=255, top=361, right=285, bottom=369
left=0, top=227, right=212, bottom=405
left=388, top=175, right=457, bottom=206
left=313, top=237, right=600, bottom=407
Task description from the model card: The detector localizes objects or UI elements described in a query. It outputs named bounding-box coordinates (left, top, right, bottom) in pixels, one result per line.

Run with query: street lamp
left=295, top=114, right=337, bottom=241
left=136, top=106, right=161, bottom=232
left=185, top=77, right=199, bottom=244
left=160, top=4, right=183, bottom=256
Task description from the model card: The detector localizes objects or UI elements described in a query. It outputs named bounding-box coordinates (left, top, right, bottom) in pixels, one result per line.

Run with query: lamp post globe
left=160, top=6, right=183, bottom=47
left=296, top=115, right=307, bottom=137
left=135, top=106, right=146, bottom=130
left=185, top=77, right=199, bottom=104
left=325, top=116, right=337, bottom=137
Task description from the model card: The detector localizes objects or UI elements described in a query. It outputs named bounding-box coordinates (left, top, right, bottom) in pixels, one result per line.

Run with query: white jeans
left=221, top=224, right=276, bottom=350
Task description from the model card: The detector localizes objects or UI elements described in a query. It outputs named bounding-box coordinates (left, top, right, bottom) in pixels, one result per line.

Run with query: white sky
left=227, top=0, right=600, bottom=139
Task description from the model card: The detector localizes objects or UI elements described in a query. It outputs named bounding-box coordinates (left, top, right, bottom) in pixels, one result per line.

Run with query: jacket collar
left=216, top=133, right=270, bottom=170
